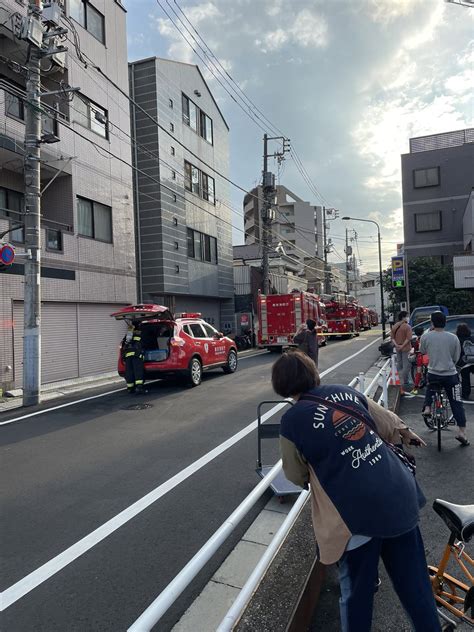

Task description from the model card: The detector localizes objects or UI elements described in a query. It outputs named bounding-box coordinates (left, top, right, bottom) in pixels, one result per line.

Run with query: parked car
left=415, top=314, right=474, bottom=340
left=111, top=304, right=238, bottom=386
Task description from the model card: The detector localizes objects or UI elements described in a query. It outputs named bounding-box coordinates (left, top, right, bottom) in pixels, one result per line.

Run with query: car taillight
left=170, top=337, right=185, bottom=347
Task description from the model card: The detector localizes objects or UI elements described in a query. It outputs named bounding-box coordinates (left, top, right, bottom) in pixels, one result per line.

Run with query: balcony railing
left=410, top=128, right=474, bottom=153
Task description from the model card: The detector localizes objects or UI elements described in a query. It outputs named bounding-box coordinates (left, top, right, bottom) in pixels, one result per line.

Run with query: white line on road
left=0, top=351, right=270, bottom=427
left=0, top=336, right=379, bottom=611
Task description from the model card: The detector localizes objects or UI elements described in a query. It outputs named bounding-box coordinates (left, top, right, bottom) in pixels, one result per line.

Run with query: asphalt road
left=0, top=331, right=382, bottom=631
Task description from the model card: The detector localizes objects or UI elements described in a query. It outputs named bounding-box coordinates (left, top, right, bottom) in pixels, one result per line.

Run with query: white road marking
left=0, top=353, right=268, bottom=427
left=0, top=336, right=379, bottom=611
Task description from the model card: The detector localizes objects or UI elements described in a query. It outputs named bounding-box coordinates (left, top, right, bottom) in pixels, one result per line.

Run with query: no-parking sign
left=0, top=243, right=15, bottom=268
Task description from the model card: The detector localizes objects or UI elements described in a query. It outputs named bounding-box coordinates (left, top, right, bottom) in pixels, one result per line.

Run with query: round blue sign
left=0, top=244, right=15, bottom=265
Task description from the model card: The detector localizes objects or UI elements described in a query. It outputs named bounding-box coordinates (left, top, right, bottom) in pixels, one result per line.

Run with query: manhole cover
left=122, top=403, right=153, bottom=411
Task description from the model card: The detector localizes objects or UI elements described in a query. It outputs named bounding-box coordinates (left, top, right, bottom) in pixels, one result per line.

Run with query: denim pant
left=396, top=350, right=411, bottom=389
left=423, top=372, right=467, bottom=428
left=337, top=527, right=441, bottom=632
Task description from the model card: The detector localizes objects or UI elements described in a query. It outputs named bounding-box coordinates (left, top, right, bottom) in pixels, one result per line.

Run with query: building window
left=77, top=196, right=112, bottom=242
left=415, top=211, right=442, bottom=232
left=73, top=93, right=108, bottom=138
left=170, top=122, right=174, bottom=132
left=5, top=92, right=24, bottom=121
left=172, top=193, right=177, bottom=203
left=182, top=93, right=213, bottom=144
left=171, top=170, right=176, bottom=180
left=171, top=146, right=175, bottom=156
left=46, top=228, right=63, bottom=251
left=70, top=0, right=105, bottom=44
left=184, top=160, right=216, bottom=204
left=187, top=227, right=218, bottom=264
left=413, top=167, right=440, bottom=188
left=169, top=98, right=174, bottom=109
left=0, top=186, right=24, bottom=242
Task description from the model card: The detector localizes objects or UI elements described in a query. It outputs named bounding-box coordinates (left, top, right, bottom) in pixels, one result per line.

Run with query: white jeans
left=396, top=350, right=411, bottom=389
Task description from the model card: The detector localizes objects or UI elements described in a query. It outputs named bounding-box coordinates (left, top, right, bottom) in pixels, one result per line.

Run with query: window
left=171, top=146, right=175, bottom=156
left=77, top=196, right=112, bottom=242
left=200, top=111, right=213, bottom=144
left=73, top=94, right=108, bottom=138
left=189, top=323, right=206, bottom=338
left=5, top=92, right=24, bottom=120
left=182, top=324, right=193, bottom=337
left=169, top=98, right=173, bottom=109
left=172, top=193, right=177, bottom=203
left=187, top=227, right=194, bottom=257
left=202, top=172, right=215, bottom=204
left=415, top=211, right=442, bottom=233
left=187, top=227, right=218, bottom=264
left=202, top=323, right=217, bottom=337
left=171, top=170, right=176, bottom=180
left=170, top=122, right=174, bottom=132
left=0, top=186, right=24, bottom=242
left=413, top=167, right=440, bottom=188
left=184, top=161, right=216, bottom=204
left=182, top=93, right=213, bottom=144
left=46, top=228, right=63, bottom=251
left=70, top=0, right=105, bottom=44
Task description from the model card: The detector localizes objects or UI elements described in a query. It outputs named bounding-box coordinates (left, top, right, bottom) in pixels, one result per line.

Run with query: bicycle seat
left=433, top=499, right=474, bottom=542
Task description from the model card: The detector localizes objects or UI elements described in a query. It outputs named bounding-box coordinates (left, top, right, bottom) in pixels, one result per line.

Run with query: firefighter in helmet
left=122, top=319, right=146, bottom=394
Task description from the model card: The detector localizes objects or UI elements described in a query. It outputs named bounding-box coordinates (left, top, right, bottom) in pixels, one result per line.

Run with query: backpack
left=462, top=339, right=474, bottom=364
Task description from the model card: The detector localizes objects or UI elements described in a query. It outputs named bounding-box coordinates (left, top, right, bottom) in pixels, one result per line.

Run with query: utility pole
left=23, top=0, right=43, bottom=406
left=323, top=206, right=331, bottom=294
left=345, top=228, right=350, bottom=296
left=261, top=134, right=290, bottom=294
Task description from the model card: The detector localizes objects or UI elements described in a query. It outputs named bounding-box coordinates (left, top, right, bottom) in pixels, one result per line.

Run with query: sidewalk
left=310, top=394, right=474, bottom=631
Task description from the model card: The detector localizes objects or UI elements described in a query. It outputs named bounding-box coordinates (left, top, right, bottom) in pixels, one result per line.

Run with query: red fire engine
left=324, top=294, right=360, bottom=338
left=369, top=309, right=379, bottom=327
left=257, top=290, right=327, bottom=351
left=358, top=306, right=371, bottom=331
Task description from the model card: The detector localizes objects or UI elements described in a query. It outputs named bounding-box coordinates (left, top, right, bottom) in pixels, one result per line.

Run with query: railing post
left=381, top=368, right=389, bottom=408
left=358, top=372, right=365, bottom=393
left=391, top=354, right=396, bottom=386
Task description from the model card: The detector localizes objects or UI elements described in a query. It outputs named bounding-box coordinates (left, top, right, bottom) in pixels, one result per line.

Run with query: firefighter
left=122, top=319, right=146, bottom=394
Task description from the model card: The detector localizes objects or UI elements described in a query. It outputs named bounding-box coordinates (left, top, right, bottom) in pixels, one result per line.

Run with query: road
left=0, top=330, right=382, bottom=631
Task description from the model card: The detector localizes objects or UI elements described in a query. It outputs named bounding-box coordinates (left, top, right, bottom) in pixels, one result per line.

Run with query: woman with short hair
left=273, top=351, right=440, bottom=632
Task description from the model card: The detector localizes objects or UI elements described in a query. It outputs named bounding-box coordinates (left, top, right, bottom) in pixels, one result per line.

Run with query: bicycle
left=429, top=498, right=474, bottom=629
left=423, top=383, right=455, bottom=451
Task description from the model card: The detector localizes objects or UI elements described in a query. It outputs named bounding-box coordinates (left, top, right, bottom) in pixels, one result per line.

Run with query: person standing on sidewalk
left=294, top=318, right=319, bottom=366
left=391, top=311, right=413, bottom=396
left=421, top=311, right=469, bottom=446
left=272, top=351, right=439, bottom=632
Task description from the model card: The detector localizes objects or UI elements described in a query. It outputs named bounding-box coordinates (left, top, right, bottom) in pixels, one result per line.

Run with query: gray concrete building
left=129, top=57, right=234, bottom=331
left=401, top=128, right=474, bottom=263
left=243, top=184, right=324, bottom=262
left=0, top=0, right=135, bottom=391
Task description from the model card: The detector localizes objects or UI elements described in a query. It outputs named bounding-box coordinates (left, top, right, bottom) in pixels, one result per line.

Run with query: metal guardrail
left=127, top=359, right=395, bottom=632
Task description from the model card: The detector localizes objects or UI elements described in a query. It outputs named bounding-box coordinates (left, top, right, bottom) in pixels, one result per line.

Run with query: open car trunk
left=141, top=321, right=174, bottom=363
left=111, top=304, right=175, bottom=363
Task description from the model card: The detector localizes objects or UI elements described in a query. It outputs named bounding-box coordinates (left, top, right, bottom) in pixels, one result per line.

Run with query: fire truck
left=324, top=294, right=360, bottom=338
left=369, top=309, right=379, bottom=327
left=257, top=290, right=327, bottom=351
left=358, top=306, right=371, bottom=330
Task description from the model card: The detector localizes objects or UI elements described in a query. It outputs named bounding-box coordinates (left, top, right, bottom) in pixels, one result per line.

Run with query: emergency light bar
left=179, top=312, right=201, bottom=318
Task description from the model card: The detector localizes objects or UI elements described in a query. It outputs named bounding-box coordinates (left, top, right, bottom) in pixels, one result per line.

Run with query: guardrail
left=127, top=358, right=394, bottom=632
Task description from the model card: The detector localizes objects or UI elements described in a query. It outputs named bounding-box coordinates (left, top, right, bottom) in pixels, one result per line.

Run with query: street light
left=342, top=216, right=387, bottom=340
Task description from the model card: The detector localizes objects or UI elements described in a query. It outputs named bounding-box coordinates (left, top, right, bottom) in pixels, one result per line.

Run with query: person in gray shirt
left=420, top=311, right=468, bottom=446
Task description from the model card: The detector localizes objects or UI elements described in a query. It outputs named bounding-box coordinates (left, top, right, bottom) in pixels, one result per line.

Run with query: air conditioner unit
left=43, top=2, right=62, bottom=26
left=20, top=17, right=43, bottom=48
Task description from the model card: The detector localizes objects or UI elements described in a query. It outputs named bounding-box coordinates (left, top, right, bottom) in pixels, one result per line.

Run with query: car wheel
left=188, top=357, right=202, bottom=387
left=223, top=349, right=238, bottom=374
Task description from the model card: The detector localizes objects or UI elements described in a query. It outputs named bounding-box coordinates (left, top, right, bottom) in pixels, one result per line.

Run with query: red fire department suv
left=111, top=304, right=238, bottom=387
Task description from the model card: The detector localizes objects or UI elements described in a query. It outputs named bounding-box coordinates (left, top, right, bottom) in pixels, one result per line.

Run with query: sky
left=124, top=0, right=473, bottom=272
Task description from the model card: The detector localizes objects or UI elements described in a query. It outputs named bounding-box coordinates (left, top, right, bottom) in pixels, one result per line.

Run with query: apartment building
left=0, top=0, right=135, bottom=391
left=243, top=184, right=324, bottom=262
left=401, top=128, right=474, bottom=263
left=129, top=57, right=234, bottom=331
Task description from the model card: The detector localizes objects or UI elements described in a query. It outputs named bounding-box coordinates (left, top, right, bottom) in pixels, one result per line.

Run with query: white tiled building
left=0, top=0, right=135, bottom=390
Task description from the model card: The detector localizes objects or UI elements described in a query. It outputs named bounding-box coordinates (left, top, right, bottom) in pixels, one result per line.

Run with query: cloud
left=366, top=0, right=424, bottom=24
left=256, top=9, right=328, bottom=53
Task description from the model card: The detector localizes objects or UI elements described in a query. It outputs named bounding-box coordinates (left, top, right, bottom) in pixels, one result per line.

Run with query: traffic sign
left=0, top=243, right=15, bottom=268
left=391, top=256, right=405, bottom=288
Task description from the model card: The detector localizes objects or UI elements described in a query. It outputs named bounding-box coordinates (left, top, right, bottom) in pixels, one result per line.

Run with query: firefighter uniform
left=123, top=325, right=145, bottom=394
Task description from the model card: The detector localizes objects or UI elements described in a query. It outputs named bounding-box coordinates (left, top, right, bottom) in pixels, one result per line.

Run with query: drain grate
left=122, top=402, right=153, bottom=411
